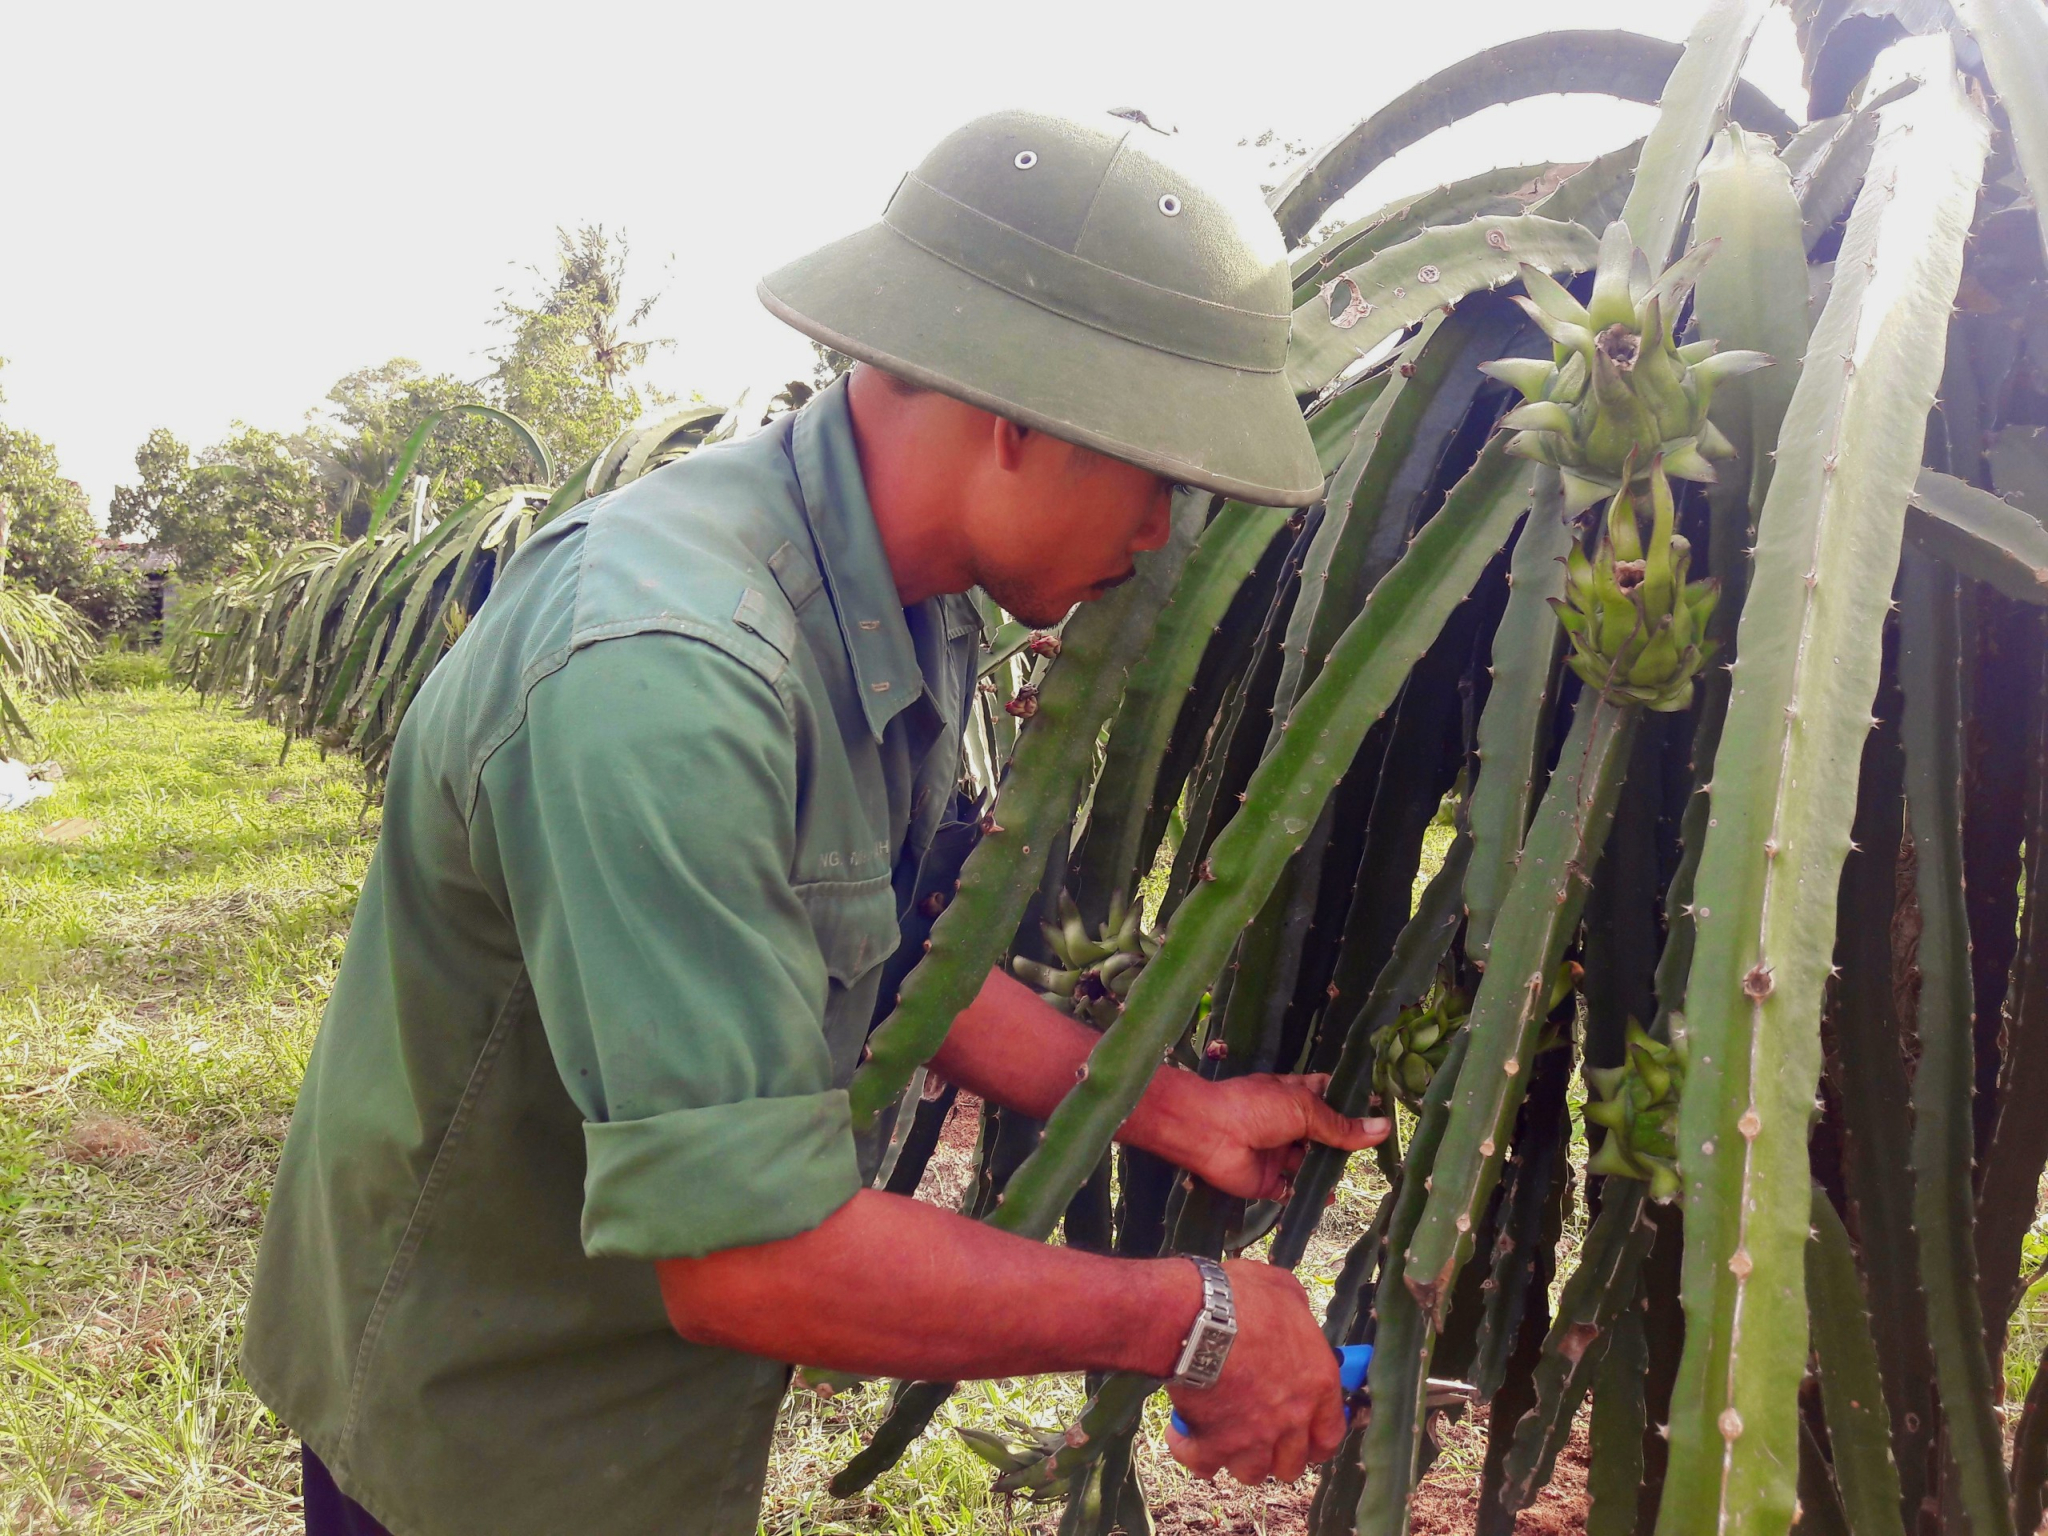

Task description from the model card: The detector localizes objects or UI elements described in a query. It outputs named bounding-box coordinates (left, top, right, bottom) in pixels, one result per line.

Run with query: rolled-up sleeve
left=475, top=632, right=862, bottom=1260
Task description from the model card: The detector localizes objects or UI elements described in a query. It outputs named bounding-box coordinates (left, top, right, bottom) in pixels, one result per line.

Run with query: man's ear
left=991, top=415, right=1030, bottom=473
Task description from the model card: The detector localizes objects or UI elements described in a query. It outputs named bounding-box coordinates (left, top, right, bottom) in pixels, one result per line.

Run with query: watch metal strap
left=1171, top=1255, right=1238, bottom=1389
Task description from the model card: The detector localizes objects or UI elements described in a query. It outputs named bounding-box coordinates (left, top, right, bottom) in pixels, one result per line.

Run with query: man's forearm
left=655, top=1188, right=1198, bottom=1380
left=926, top=967, right=1203, bottom=1162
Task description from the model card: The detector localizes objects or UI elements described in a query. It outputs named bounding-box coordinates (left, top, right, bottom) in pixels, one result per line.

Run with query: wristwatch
left=1170, top=1256, right=1238, bottom=1389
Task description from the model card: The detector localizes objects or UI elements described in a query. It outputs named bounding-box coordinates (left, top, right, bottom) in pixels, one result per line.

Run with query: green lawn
left=1, top=678, right=371, bottom=1533
left=0, top=680, right=1397, bottom=1535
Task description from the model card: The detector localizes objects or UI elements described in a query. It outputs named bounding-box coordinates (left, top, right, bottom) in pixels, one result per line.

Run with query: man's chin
left=982, top=585, right=1075, bottom=629
left=984, top=571, right=1133, bottom=628
left=1004, top=600, right=1075, bottom=628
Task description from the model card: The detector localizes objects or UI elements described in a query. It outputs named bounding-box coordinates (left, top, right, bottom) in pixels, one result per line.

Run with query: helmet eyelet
left=1158, top=193, right=1183, bottom=217
left=1013, top=150, right=1038, bottom=170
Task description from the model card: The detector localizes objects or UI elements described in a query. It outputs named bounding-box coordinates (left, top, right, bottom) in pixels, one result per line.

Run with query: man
left=245, top=108, right=1390, bottom=1536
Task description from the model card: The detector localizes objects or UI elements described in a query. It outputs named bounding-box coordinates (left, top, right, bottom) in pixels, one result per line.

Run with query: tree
left=490, top=224, right=671, bottom=468
left=104, top=427, right=193, bottom=548
left=305, top=360, right=536, bottom=537
left=107, top=424, right=325, bottom=579
left=0, top=359, right=140, bottom=628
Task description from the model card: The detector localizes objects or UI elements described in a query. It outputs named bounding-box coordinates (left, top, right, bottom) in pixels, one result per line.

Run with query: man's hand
left=1164, top=1260, right=1346, bottom=1484
left=1134, top=1071, right=1390, bottom=1202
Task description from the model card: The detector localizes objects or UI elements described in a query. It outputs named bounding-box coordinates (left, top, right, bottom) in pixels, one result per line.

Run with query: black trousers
left=302, top=1445, right=395, bottom=1536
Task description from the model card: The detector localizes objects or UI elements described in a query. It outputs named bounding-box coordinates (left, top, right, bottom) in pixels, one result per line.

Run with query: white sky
left=0, top=0, right=1808, bottom=517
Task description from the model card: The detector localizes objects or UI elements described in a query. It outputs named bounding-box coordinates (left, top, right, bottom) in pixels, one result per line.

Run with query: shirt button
left=871, top=681, right=890, bottom=693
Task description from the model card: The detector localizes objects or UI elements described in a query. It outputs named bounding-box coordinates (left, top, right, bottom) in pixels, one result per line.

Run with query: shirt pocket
left=792, top=875, right=901, bottom=988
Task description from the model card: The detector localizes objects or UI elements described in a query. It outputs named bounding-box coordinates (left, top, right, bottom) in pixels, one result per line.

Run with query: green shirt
left=244, top=378, right=980, bottom=1535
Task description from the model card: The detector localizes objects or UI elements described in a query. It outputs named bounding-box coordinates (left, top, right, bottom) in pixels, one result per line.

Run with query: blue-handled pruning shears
left=1169, top=1345, right=1477, bottom=1438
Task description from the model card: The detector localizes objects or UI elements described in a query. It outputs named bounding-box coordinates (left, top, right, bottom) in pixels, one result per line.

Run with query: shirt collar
left=791, top=375, right=933, bottom=742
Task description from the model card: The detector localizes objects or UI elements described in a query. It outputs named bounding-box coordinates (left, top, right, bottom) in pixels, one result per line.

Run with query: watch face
left=1187, top=1322, right=1234, bottom=1383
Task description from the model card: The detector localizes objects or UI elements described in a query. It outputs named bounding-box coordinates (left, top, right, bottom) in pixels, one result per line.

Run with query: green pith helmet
left=758, top=109, right=1322, bottom=508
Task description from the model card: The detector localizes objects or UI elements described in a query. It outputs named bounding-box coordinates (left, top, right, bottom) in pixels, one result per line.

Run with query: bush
left=87, top=646, right=170, bottom=692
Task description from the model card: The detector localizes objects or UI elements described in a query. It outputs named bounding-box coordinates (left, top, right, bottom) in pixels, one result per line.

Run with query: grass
left=0, top=680, right=372, bottom=1534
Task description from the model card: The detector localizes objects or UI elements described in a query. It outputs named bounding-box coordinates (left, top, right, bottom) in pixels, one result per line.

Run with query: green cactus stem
left=1584, top=1302, right=1650, bottom=1536
left=1468, top=1044, right=1572, bottom=1406
left=2013, top=1347, right=2048, bottom=1536
left=1796, top=1422, right=1853, bottom=1536
left=988, top=1373, right=1155, bottom=1498
left=1905, top=467, right=2048, bottom=607
left=1899, top=550, right=2014, bottom=1536
left=846, top=506, right=1197, bottom=1136
left=1320, top=1180, right=1400, bottom=1349
left=1265, top=28, right=1793, bottom=249
left=1690, top=119, right=1811, bottom=713
left=1656, top=63, right=1987, bottom=1536
left=1464, top=465, right=1571, bottom=964
left=1280, top=311, right=1483, bottom=726
left=1948, top=0, right=2048, bottom=264
left=984, top=441, right=1534, bottom=1247
left=1498, top=1185, right=1658, bottom=1513
left=1805, top=1187, right=1906, bottom=1536
left=1069, top=503, right=1289, bottom=929
left=1532, top=139, right=1642, bottom=232
left=1291, top=162, right=1563, bottom=307
left=1355, top=1032, right=1471, bottom=1536
left=1402, top=688, right=1638, bottom=1317
left=1286, top=216, right=1597, bottom=396
left=827, top=1379, right=956, bottom=1498
left=1823, top=691, right=1935, bottom=1518
left=1981, top=630, right=2048, bottom=1378
left=1613, top=0, right=1773, bottom=269
left=1163, top=513, right=1315, bottom=923
left=1224, top=306, right=1523, bottom=1076
left=1785, top=106, right=1882, bottom=251
left=1308, top=372, right=1392, bottom=472
left=1585, top=1022, right=1687, bottom=1200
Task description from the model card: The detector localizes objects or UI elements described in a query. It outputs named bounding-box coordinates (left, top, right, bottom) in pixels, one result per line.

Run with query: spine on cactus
left=1655, top=63, right=1987, bottom=1536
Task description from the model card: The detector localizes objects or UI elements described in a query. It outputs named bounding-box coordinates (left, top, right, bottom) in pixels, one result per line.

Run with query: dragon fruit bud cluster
left=1011, top=889, right=1159, bottom=1030
left=1585, top=1021, right=1688, bottom=1201
left=1553, top=458, right=1721, bottom=712
left=1372, top=961, right=1576, bottom=1112
left=1481, top=220, right=1773, bottom=518
left=1371, top=973, right=1472, bottom=1111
